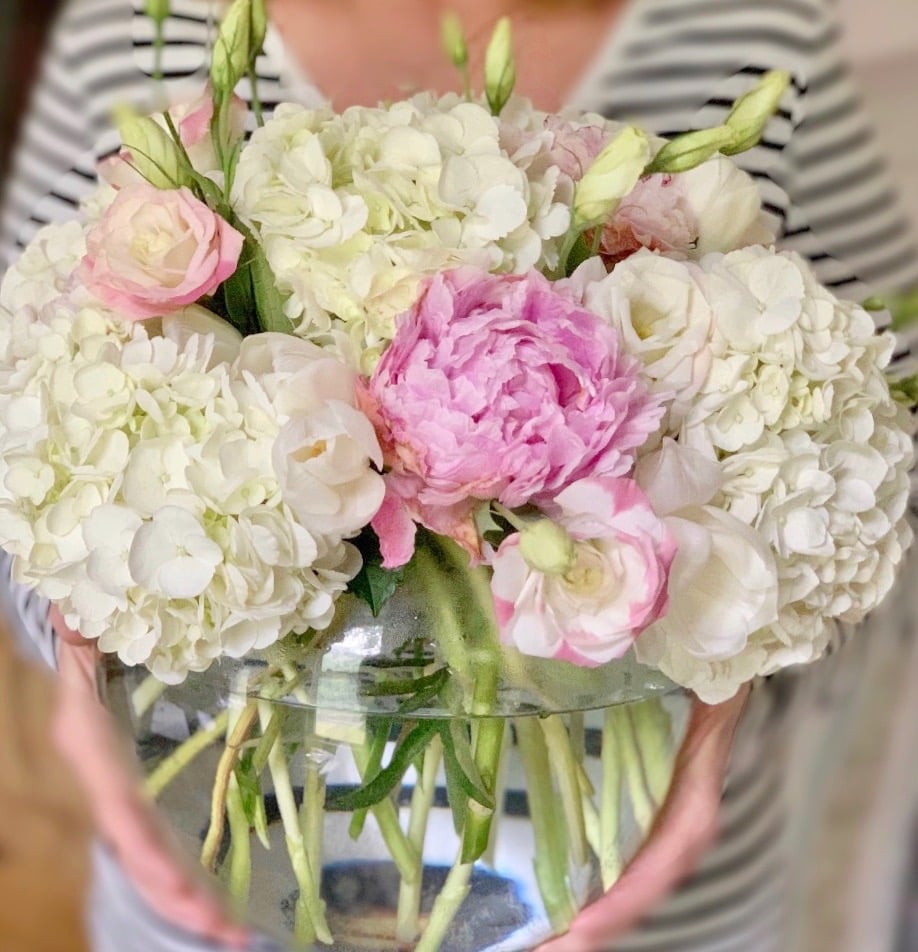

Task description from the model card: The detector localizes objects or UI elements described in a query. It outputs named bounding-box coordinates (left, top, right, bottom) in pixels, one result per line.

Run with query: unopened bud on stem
left=484, top=17, right=515, bottom=115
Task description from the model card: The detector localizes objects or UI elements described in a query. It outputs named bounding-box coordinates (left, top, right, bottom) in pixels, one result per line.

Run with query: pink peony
left=365, top=267, right=665, bottom=565
left=80, top=183, right=243, bottom=320
left=491, top=477, right=676, bottom=666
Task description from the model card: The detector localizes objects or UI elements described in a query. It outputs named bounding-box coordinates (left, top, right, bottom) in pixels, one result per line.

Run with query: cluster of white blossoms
left=232, top=94, right=572, bottom=370
left=0, top=225, right=384, bottom=681
left=583, top=246, right=913, bottom=700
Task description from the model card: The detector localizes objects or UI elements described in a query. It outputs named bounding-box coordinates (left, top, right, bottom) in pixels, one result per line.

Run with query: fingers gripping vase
left=101, top=558, right=688, bottom=952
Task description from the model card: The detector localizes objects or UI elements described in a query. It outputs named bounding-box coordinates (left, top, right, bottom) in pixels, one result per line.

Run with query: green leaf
left=251, top=707, right=286, bottom=775
left=396, top=667, right=450, bottom=715
left=440, top=721, right=495, bottom=811
left=347, top=529, right=406, bottom=617
left=327, top=721, right=441, bottom=811
left=364, top=667, right=448, bottom=698
left=250, top=242, right=291, bottom=333
left=564, top=232, right=594, bottom=278
left=348, top=717, right=393, bottom=839
left=234, top=749, right=268, bottom=846
left=220, top=250, right=256, bottom=336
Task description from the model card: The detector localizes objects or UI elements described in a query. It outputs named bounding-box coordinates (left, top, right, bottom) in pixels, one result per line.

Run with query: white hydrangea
left=0, top=221, right=86, bottom=313
left=585, top=246, right=913, bottom=700
left=0, top=295, right=383, bottom=681
left=231, top=95, right=571, bottom=370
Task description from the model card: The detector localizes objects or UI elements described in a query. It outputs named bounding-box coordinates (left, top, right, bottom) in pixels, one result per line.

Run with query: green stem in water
left=415, top=858, right=474, bottom=952
left=350, top=743, right=420, bottom=882
left=260, top=701, right=332, bottom=947
left=540, top=715, right=588, bottom=867
left=396, top=733, right=444, bottom=944
left=627, top=698, right=675, bottom=809
left=145, top=710, right=229, bottom=799
left=200, top=701, right=260, bottom=872
left=424, top=536, right=505, bottom=862
left=224, top=774, right=252, bottom=910
left=515, top=717, right=577, bottom=934
left=600, top=707, right=626, bottom=890
left=132, top=674, right=168, bottom=718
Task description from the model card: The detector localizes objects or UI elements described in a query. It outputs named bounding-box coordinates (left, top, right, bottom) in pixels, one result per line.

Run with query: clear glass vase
left=101, top=555, right=689, bottom=952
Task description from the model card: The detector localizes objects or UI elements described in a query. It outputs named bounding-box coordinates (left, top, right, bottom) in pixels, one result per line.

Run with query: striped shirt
left=1, top=2, right=916, bottom=951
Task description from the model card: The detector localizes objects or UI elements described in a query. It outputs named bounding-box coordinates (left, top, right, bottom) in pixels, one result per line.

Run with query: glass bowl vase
left=101, top=554, right=689, bottom=952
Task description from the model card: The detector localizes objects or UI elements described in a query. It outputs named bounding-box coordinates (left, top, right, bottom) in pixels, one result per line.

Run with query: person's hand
left=536, top=685, right=751, bottom=952
left=50, top=608, right=250, bottom=950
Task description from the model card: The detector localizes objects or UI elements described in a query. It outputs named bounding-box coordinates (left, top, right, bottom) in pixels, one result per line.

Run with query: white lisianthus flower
left=579, top=250, right=716, bottom=424
left=490, top=477, right=676, bottom=666
left=633, top=439, right=779, bottom=701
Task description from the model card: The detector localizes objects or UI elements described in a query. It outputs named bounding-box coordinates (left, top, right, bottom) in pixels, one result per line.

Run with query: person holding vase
left=2, top=1, right=917, bottom=951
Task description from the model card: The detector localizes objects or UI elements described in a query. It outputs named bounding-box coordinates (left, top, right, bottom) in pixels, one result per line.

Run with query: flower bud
left=211, top=0, right=263, bottom=95
left=572, top=126, right=650, bottom=229
left=145, top=0, right=170, bottom=23
left=644, top=125, right=734, bottom=175
left=484, top=17, right=515, bottom=115
left=721, top=70, right=791, bottom=155
left=518, top=519, right=576, bottom=576
left=114, top=105, right=188, bottom=189
left=441, top=12, right=468, bottom=69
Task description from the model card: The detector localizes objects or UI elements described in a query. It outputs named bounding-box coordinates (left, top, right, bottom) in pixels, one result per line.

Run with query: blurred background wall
left=838, top=0, right=918, bottom=227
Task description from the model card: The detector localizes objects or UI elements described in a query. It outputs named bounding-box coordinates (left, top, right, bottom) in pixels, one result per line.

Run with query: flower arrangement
left=0, top=1, right=913, bottom=948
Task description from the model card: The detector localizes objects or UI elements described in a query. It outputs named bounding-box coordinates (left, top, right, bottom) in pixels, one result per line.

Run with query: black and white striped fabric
left=2, top=1, right=917, bottom=950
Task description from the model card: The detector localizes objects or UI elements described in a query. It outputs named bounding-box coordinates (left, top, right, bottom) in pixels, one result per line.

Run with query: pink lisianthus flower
left=491, top=477, right=676, bottom=666
left=80, top=183, right=243, bottom=320
left=365, top=267, right=665, bottom=566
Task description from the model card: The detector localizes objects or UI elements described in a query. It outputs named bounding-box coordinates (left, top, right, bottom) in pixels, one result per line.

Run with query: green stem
left=600, top=708, right=626, bottom=890
left=491, top=500, right=527, bottom=532
left=425, top=536, right=505, bottom=864
left=350, top=743, right=420, bottom=882
left=260, top=701, right=332, bottom=946
left=152, top=16, right=165, bottom=83
left=200, top=701, right=260, bottom=872
left=224, top=774, right=252, bottom=909
left=396, top=733, right=444, bottom=944
left=247, top=66, right=265, bottom=126
left=515, top=717, right=577, bottom=933
left=131, top=674, right=167, bottom=718
left=415, top=858, right=474, bottom=952
left=145, top=710, right=229, bottom=798
left=540, top=715, right=588, bottom=866
left=627, top=698, right=675, bottom=808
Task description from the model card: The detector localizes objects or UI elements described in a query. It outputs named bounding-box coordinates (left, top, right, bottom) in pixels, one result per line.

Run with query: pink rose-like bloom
left=80, top=183, right=243, bottom=320
left=599, top=156, right=769, bottom=265
left=366, top=268, right=665, bottom=565
left=491, top=477, right=676, bottom=666
left=544, top=116, right=608, bottom=182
